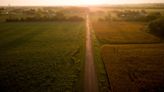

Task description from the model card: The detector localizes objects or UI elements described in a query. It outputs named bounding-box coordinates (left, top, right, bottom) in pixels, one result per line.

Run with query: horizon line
left=0, top=3, right=164, bottom=7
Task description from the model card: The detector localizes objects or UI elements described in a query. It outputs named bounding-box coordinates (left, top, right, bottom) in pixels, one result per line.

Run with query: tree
left=146, top=12, right=161, bottom=21
left=148, top=17, right=164, bottom=38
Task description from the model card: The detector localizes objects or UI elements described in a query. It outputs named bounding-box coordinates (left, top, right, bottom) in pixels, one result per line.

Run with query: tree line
left=100, top=10, right=162, bottom=22
left=6, top=12, right=84, bottom=22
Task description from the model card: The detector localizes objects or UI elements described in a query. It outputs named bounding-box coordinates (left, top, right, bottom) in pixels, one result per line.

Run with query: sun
left=64, top=0, right=127, bottom=6
left=81, top=0, right=105, bottom=5
left=38, top=0, right=109, bottom=6
left=55, top=0, right=108, bottom=6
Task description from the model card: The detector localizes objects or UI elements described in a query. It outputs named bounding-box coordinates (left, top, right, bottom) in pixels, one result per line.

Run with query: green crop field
left=101, top=45, right=164, bottom=92
left=0, top=22, right=85, bottom=92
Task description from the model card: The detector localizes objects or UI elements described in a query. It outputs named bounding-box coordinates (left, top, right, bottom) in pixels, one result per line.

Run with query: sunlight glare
left=1, top=0, right=164, bottom=6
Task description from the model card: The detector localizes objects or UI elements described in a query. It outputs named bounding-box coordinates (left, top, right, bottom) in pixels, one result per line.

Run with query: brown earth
left=84, top=14, right=99, bottom=92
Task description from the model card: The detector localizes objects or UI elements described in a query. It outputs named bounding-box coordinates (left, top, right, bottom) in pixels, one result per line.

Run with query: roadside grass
left=0, top=22, right=85, bottom=92
left=92, top=21, right=160, bottom=44
left=91, top=24, right=111, bottom=92
left=101, top=44, right=164, bottom=92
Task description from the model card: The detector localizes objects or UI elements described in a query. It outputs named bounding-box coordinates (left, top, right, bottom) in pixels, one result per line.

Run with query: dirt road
left=84, top=14, right=99, bottom=92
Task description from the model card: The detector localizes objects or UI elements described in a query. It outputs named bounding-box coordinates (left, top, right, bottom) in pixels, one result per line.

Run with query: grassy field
left=0, top=22, right=85, bottom=92
left=101, top=45, right=164, bottom=92
left=92, top=21, right=160, bottom=44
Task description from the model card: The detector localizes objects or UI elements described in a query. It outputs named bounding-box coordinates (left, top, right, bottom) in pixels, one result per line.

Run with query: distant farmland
left=0, top=22, right=85, bottom=92
left=92, top=21, right=160, bottom=44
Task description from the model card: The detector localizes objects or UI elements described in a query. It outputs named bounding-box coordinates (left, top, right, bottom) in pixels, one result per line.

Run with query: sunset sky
left=0, top=0, right=164, bottom=6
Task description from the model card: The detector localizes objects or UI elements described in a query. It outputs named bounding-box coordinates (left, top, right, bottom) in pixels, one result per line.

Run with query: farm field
left=92, top=21, right=160, bottom=44
left=0, top=5, right=164, bottom=92
left=90, top=6, right=164, bottom=92
left=0, top=22, right=85, bottom=92
left=101, top=45, right=164, bottom=92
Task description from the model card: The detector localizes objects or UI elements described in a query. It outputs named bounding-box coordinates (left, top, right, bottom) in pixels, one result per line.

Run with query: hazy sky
left=0, top=0, right=164, bottom=6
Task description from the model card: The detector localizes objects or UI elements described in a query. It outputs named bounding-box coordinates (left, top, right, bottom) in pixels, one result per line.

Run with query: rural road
left=84, top=14, right=99, bottom=92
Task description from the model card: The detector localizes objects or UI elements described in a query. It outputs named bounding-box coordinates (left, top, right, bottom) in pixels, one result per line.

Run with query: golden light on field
left=0, top=0, right=164, bottom=6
